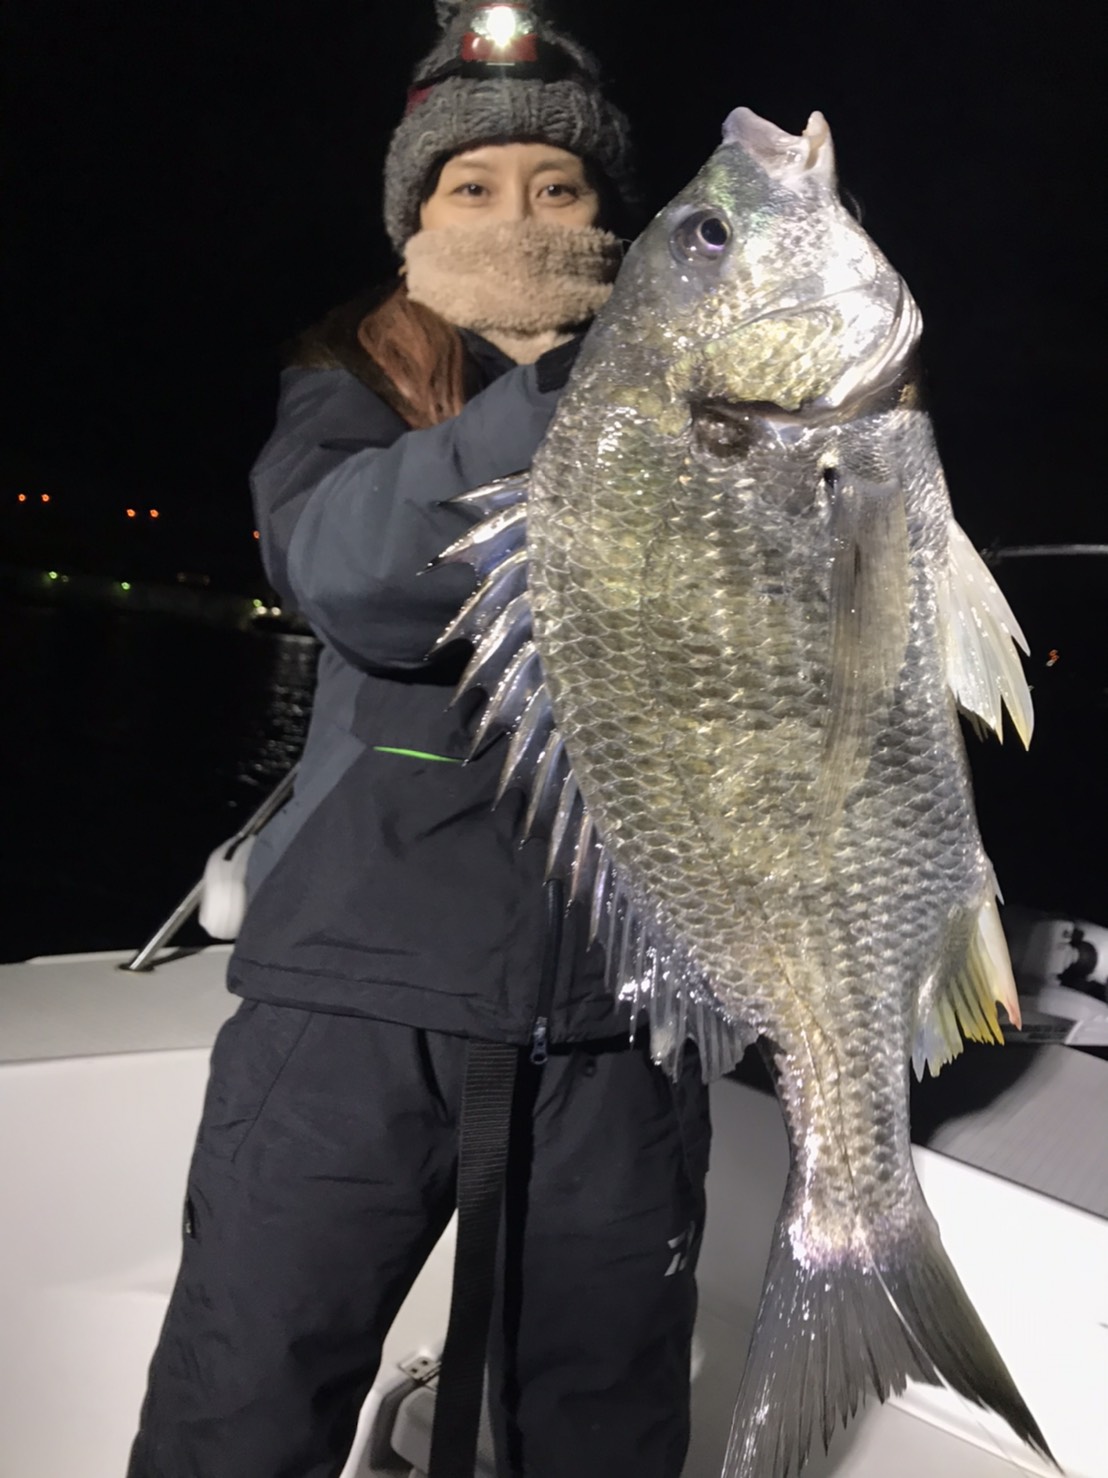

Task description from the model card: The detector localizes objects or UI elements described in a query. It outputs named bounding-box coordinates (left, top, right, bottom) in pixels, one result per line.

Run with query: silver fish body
left=534, top=389, right=969, bottom=1195
left=438, top=109, right=1049, bottom=1477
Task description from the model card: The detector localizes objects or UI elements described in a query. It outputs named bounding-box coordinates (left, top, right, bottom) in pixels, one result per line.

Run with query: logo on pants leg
left=665, top=1221, right=696, bottom=1277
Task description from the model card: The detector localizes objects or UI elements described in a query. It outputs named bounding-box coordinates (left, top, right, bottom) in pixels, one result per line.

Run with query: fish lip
left=722, top=107, right=836, bottom=193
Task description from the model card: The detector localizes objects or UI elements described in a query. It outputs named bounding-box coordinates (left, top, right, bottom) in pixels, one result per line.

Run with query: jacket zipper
left=530, top=878, right=564, bottom=1065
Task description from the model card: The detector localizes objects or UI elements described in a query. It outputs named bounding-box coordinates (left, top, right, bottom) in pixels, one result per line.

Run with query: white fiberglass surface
left=1, top=952, right=1105, bottom=1477
left=0, top=1046, right=214, bottom=1477
left=0, top=945, right=235, bottom=1065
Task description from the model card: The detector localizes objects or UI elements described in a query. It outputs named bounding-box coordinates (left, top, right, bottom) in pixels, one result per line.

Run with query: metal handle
left=119, top=764, right=299, bottom=973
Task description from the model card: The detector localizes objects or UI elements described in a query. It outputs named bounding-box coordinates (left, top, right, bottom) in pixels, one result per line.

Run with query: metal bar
left=119, top=765, right=299, bottom=973
left=218, top=764, right=299, bottom=851
left=988, top=544, right=1108, bottom=561
left=121, top=879, right=208, bottom=973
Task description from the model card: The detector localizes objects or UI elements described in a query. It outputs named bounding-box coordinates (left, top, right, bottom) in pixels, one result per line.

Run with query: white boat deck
left=1, top=947, right=1105, bottom=1477
left=0, top=945, right=235, bottom=1063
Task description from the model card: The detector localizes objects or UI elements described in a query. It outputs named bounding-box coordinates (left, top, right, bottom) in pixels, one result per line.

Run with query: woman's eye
left=540, top=183, right=577, bottom=199
left=671, top=208, right=732, bottom=265
left=452, top=182, right=487, bottom=198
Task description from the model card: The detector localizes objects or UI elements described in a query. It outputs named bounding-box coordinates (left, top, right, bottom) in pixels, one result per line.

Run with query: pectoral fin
left=940, top=520, right=1033, bottom=747
left=817, top=472, right=911, bottom=837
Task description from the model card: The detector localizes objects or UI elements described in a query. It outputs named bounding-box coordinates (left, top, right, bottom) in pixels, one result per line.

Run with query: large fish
left=435, top=108, right=1052, bottom=1476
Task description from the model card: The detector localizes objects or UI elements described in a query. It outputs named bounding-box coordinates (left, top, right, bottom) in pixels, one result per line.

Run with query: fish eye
left=671, top=209, right=732, bottom=266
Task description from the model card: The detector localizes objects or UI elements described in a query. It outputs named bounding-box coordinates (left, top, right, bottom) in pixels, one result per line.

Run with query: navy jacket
left=228, top=322, right=623, bottom=1047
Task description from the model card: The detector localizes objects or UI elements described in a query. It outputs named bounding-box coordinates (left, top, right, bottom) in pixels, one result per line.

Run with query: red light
left=461, top=31, right=538, bottom=63
left=18, top=494, right=27, bottom=503
left=252, top=530, right=260, bottom=540
left=41, top=494, right=51, bottom=503
left=149, top=509, right=160, bottom=519
left=126, top=508, right=136, bottom=518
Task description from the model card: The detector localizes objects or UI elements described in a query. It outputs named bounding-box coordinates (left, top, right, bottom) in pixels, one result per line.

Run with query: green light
left=252, top=599, right=265, bottom=609
left=47, top=570, right=59, bottom=580
left=120, top=581, right=131, bottom=592
left=373, top=746, right=462, bottom=764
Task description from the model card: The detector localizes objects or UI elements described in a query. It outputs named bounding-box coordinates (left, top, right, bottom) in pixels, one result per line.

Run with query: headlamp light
left=407, top=2, right=568, bottom=107
left=478, top=5, right=528, bottom=46
left=462, top=4, right=539, bottom=64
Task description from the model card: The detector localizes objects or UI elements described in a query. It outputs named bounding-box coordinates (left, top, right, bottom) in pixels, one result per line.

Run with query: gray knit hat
left=384, top=2, right=636, bottom=252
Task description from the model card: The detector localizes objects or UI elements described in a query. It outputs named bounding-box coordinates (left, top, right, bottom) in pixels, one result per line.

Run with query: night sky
left=4, top=0, right=1103, bottom=592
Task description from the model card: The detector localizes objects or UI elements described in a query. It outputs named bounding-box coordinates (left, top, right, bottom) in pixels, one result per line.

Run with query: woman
left=128, top=6, right=711, bottom=1477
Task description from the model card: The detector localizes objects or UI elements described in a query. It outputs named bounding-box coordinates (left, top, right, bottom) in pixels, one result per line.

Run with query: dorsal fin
left=437, top=475, right=753, bottom=1078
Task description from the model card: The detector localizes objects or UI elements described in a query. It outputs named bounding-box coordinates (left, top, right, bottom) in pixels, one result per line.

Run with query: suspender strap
left=428, top=1039, right=519, bottom=1478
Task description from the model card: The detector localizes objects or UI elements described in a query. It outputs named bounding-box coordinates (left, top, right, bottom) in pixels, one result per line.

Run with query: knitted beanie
left=384, top=2, right=636, bottom=252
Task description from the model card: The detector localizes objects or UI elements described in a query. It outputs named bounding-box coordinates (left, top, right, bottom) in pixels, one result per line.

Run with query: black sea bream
left=437, top=107, right=1052, bottom=1478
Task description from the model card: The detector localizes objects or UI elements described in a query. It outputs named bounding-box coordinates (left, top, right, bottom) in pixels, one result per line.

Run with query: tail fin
left=723, top=1189, right=1054, bottom=1478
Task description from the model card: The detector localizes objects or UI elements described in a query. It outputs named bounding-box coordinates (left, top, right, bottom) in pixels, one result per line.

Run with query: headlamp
left=461, top=4, right=539, bottom=65
left=406, top=2, right=570, bottom=111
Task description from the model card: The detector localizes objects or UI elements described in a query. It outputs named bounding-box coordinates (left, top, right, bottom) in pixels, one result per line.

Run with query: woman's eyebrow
left=446, top=157, right=498, bottom=173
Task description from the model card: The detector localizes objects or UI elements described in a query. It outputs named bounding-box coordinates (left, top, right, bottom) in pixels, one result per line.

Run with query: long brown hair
left=356, top=281, right=467, bottom=430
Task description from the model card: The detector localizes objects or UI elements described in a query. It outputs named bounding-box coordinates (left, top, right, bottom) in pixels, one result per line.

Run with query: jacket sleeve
left=250, top=362, right=560, bottom=671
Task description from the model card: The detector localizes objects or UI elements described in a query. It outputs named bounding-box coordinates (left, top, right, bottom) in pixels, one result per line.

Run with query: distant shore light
left=126, top=508, right=136, bottom=518
left=18, top=494, right=27, bottom=503
left=41, top=494, right=51, bottom=503
left=149, top=509, right=160, bottom=519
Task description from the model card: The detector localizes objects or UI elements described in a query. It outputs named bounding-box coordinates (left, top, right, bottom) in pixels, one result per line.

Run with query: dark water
left=1, top=553, right=1104, bottom=965
left=0, top=598, right=316, bottom=963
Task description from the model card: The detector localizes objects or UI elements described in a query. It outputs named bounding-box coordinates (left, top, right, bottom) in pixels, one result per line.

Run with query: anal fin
left=913, top=891, right=1022, bottom=1079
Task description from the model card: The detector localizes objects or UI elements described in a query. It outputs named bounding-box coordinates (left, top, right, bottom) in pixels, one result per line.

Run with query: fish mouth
left=722, top=107, right=835, bottom=194
left=713, top=106, right=922, bottom=411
